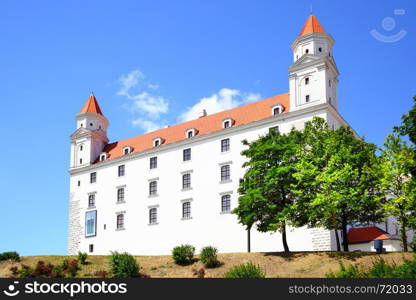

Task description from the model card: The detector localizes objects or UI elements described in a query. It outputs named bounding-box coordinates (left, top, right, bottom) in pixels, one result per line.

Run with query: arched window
left=100, top=153, right=107, bottom=161
left=186, top=128, right=197, bottom=139
left=153, top=137, right=163, bottom=147
left=123, top=146, right=132, bottom=155
left=305, top=77, right=309, bottom=85
left=222, top=118, right=234, bottom=129
left=271, top=104, right=284, bottom=116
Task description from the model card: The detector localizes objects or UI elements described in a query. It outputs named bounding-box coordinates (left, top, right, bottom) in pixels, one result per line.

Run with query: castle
left=68, top=15, right=405, bottom=255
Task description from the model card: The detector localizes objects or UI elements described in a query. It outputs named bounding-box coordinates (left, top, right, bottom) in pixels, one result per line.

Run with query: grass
left=0, top=252, right=414, bottom=278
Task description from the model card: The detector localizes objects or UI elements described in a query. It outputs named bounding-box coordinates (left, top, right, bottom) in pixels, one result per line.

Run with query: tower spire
left=80, top=93, right=104, bottom=116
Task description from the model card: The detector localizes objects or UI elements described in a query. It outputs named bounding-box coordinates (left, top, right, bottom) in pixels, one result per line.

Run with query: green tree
left=234, top=128, right=302, bottom=253
left=381, top=133, right=416, bottom=252
left=293, top=118, right=385, bottom=251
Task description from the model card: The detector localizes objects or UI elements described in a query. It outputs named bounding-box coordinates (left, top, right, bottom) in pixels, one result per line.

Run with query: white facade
left=67, top=16, right=391, bottom=255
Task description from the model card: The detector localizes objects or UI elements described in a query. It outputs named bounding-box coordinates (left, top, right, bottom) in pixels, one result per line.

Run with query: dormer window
left=186, top=128, right=197, bottom=139
left=272, top=104, right=284, bottom=116
left=305, top=77, right=309, bottom=85
left=100, top=153, right=107, bottom=161
left=153, top=137, right=163, bottom=147
left=123, top=146, right=132, bottom=155
left=222, top=118, right=234, bottom=129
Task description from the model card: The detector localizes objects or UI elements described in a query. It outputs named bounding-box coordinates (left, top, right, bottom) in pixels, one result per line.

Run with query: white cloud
left=117, top=69, right=144, bottom=96
left=130, top=92, right=169, bottom=118
left=179, top=88, right=261, bottom=122
left=117, top=69, right=169, bottom=120
left=131, top=119, right=164, bottom=133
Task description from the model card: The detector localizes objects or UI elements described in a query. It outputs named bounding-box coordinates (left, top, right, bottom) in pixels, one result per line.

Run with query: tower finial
left=90, top=91, right=94, bottom=97
left=310, top=4, right=313, bottom=15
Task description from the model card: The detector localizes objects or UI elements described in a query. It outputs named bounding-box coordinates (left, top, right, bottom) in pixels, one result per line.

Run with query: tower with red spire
left=289, top=14, right=339, bottom=112
left=70, top=93, right=109, bottom=168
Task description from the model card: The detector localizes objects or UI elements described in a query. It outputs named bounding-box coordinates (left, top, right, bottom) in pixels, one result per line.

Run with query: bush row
left=327, top=257, right=416, bottom=278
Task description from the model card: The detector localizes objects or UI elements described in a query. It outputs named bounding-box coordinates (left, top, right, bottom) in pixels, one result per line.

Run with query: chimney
left=199, top=109, right=207, bottom=118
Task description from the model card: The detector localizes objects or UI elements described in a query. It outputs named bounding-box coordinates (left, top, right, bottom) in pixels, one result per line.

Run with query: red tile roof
left=80, top=94, right=104, bottom=116
left=347, top=226, right=392, bottom=244
left=98, top=92, right=289, bottom=162
left=299, top=15, right=326, bottom=36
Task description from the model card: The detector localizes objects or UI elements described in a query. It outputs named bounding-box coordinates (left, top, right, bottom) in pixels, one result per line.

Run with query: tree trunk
left=341, top=219, right=349, bottom=252
left=281, top=221, right=290, bottom=253
left=400, top=215, right=408, bottom=252
left=335, top=229, right=341, bottom=252
left=247, top=227, right=251, bottom=253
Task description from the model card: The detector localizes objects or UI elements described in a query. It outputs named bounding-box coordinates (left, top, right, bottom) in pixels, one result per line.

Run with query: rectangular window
left=85, top=210, right=97, bottom=237
left=117, top=188, right=125, bottom=203
left=90, top=172, right=96, bottom=183
left=88, top=194, right=95, bottom=208
left=149, top=208, right=157, bottom=224
left=305, top=95, right=310, bottom=103
left=150, top=157, right=157, bottom=169
left=221, top=195, right=231, bottom=212
left=224, top=121, right=230, bottom=128
left=273, top=107, right=280, bottom=115
left=149, top=181, right=158, bottom=195
left=221, top=165, right=230, bottom=181
left=77, top=180, right=81, bottom=187
left=221, top=139, right=230, bottom=152
left=89, top=244, right=94, bottom=253
left=182, top=173, right=191, bottom=189
left=118, top=165, right=125, bottom=177
left=182, top=202, right=191, bottom=219
left=116, top=214, right=124, bottom=230
left=183, top=148, right=191, bottom=161
left=269, top=126, right=279, bottom=134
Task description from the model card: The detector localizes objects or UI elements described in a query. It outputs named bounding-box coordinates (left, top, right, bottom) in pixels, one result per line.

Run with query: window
left=329, top=97, right=332, bottom=104
left=182, top=202, right=191, bottom=219
left=90, top=172, right=96, bottom=183
left=221, top=195, right=231, bottom=212
left=186, top=129, right=195, bottom=139
left=149, top=208, right=157, bottom=225
left=150, top=157, right=157, bottom=169
left=305, top=95, right=310, bottom=103
left=80, top=145, right=83, bottom=151
left=116, top=214, right=124, bottom=230
left=118, top=165, right=125, bottom=177
left=117, top=188, right=125, bottom=203
left=80, top=159, right=83, bottom=164
left=222, top=118, right=234, bottom=129
left=78, top=180, right=81, bottom=187
left=100, top=153, right=107, bottom=161
left=123, top=146, right=132, bottom=155
left=221, top=165, right=230, bottom=181
left=182, top=173, right=191, bottom=189
left=183, top=148, right=191, bottom=161
left=319, top=47, right=322, bottom=52
left=153, top=138, right=162, bottom=147
left=305, top=77, right=309, bottom=85
left=88, top=194, right=95, bottom=208
left=329, top=79, right=331, bottom=87
left=85, top=210, right=97, bottom=237
left=89, top=244, right=94, bottom=253
left=272, top=104, right=283, bottom=116
left=273, top=107, right=280, bottom=115
left=305, top=49, right=309, bottom=54
left=221, top=139, right=230, bottom=152
left=269, top=126, right=279, bottom=134
left=149, top=181, right=158, bottom=196
left=90, top=123, right=93, bottom=127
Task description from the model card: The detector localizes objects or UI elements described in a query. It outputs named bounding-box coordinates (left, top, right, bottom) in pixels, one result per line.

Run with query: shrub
left=0, top=251, right=20, bottom=262
left=200, top=246, right=219, bottom=268
left=109, top=252, right=139, bottom=278
left=78, top=252, right=88, bottom=265
left=192, top=268, right=205, bottom=278
left=64, top=259, right=79, bottom=277
left=224, top=262, right=265, bottom=278
left=172, top=244, right=195, bottom=265
left=326, top=262, right=365, bottom=278
left=33, top=261, right=54, bottom=278
left=95, top=270, right=109, bottom=278
left=326, top=257, right=416, bottom=278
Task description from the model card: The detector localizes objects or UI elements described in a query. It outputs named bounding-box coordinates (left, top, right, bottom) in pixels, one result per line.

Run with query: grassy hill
left=1, top=252, right=414, bottom=278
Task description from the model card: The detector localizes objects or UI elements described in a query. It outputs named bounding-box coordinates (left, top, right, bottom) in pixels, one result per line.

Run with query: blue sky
left=0, top=0, right=415, bottom=255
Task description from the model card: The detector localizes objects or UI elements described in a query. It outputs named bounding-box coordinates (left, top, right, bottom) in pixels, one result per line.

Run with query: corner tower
left=289, top=15, right=339, bottom=111
left=70, top=93, right=109, bottom=168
